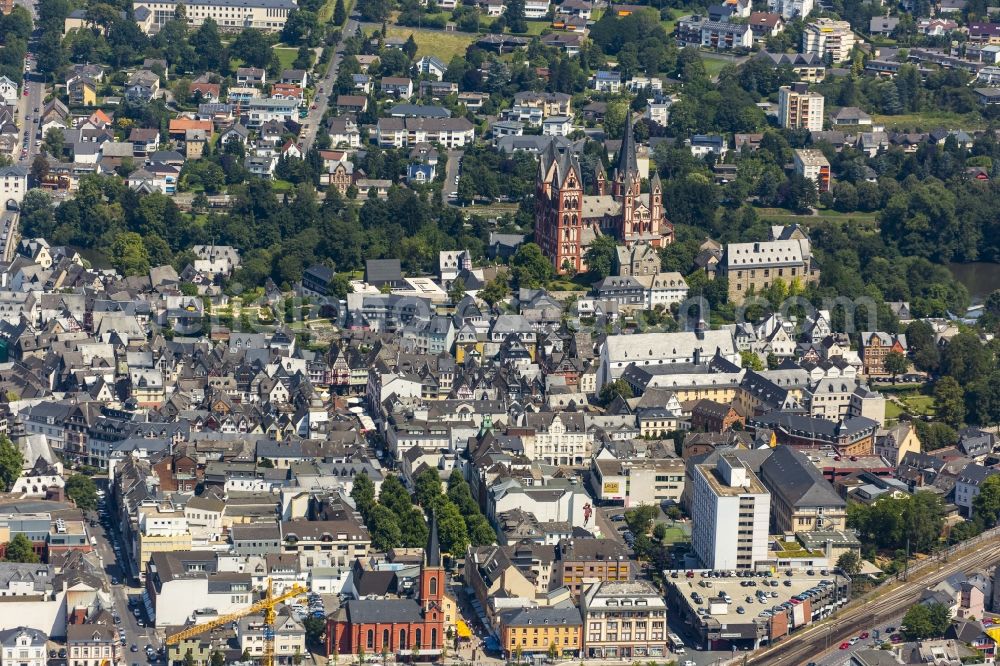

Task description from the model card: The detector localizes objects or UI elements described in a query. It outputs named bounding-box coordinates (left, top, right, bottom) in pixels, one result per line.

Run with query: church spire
left=425, top=510, right=441, bottom=567
left=616, top=110, right=638, bottom=183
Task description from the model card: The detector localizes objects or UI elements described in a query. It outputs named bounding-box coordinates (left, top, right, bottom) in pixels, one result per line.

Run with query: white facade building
left=691, top=455, right=771, bottom=570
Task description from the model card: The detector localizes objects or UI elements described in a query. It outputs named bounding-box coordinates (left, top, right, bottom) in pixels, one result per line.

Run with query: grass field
left=384, top=26, right=476, bottom=61
left=700, top=52, right=739, bottom=79
left=274, top=47, right=298, bottom=71
left=524, top=20, right=550, bottom=35
left=753, top=206, right=880, bottom=229
left=659, top=526, right=688, bottom=545
left=872, top=111, right=985, bottom=131
left=885, top=400, right=904, bottom=422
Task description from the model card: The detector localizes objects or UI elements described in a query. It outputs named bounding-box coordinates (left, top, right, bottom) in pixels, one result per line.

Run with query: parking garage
left=664, top=569, right=850, bottom=651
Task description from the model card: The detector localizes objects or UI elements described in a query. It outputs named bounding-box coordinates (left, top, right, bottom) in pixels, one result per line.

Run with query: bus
left=667, top=633, right=685, bottom=654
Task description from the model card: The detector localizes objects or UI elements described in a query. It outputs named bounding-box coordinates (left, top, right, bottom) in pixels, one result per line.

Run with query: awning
left=456, top=619, right=473, bottom=639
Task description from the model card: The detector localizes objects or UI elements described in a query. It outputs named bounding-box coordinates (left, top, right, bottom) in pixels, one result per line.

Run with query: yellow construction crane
left=165, top=579, right=309, bottom=666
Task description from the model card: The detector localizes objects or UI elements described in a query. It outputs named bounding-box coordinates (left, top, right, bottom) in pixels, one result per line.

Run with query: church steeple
left=425, top=511, right=441, bottom=568
left=616, top=110, right=638, bottom=184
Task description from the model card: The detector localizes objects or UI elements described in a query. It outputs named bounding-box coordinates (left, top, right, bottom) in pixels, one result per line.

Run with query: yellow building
left=874, top=422, right=921, bottom=466
left=499, top=607, right=582, bottom=659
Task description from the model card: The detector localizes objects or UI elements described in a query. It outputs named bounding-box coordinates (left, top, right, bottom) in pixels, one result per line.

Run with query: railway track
left=748, top=539, right=1000, bottom=666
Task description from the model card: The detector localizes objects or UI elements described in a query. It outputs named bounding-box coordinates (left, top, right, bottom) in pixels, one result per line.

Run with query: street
left=300, top=15, right=360, bottom=151
left=442, top=149, right=461, bottom=204
left=92, top=495, right=164, bottom=665
left=8, top=0, right=45, bottom=169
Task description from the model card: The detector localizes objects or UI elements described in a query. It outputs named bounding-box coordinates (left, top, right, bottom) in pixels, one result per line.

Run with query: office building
left=691, top=454, right=771, bottom=570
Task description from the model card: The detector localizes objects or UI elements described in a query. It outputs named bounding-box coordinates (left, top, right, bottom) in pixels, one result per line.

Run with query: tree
left=303, top=615, right=326, bottom=646
left=43, top=128, right=65, bottom=159
left=478, top=277, right=509, bottom=307
left=65, top=474, right=98, bottom=511
left=183, top=650, right=196, bottom=666
left=210, top=650, right=226, bottom=666
left=504, top=0, right=527, bottom=32
left=30, top=155, right=49, bottom=185
left=367, top=504, right=402, bottom=551
left=902, top=602, right=951, bottom=641
left=0, top=435, right=22, bottom=493
left=333, top=0, right=346, bottom=24
left=740, top=350, right=764, bottom=371
left=583, top=234, right=617, bottom=279
left=906, top=320, right=939, bottom=372
left=934, top=376, right=966, bottom=428
left=972, top=474, right=1000, bottom=528
left=603, top=99, right=631, bottom=141
left=434, top=498, right=469, bottom=556
left=110, top=231, right=151, bottom=276
left=836, top=551, right=861, bottom=576
left=448, top=277, right=466, bottom=304
left=598, top=379, right=633, bottom=405
left=4, top=533, right=39, bottom=563
left=510, top=243, right=553, bottom=289
left=465, top=513, right=497, bottom=546
left=914, top=421, right=956, bottom=451
left=884, top=351, right=909, bottom=382
left=414, top=468, right=442, bottom=509
left=350, top=471, right=376, bottom=519
left=624, top=505, right=658, bottom=535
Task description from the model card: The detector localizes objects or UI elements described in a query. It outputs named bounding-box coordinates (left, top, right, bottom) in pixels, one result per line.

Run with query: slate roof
left=759, top=445, right=846, bottom=508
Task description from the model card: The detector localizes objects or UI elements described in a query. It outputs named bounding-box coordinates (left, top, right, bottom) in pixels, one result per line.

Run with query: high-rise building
left=802, top=18, right=856, bottom=62
left=778, top=84, right=825, bottom=132
left=691, top=454, right=771, bottom=570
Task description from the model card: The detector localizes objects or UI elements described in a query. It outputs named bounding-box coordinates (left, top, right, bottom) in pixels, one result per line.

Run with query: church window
left=383, top=629, right=390, bottom=648
left=431, top=628, right=438, bottom=648
left=415, top=629, right=423, bottom=648
left=400, top=630, right=407, bottom=648
left=430, top=576, right=437, bottom=596
left=367, top=630, right=374, bottom=650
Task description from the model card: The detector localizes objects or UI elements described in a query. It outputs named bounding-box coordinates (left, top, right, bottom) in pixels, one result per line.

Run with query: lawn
left=699, top=52, right=737, bottom=79
left=753, top=206, right=880, bottom=229
left=871, top=111, right=985, bottom=131
left=274, top=47, right=299, bottom=71
left=383, top=26, right=476, bottom=62
left=885, top=400, right=904, bottom=423
left=659, top=526, right=688, bottom=545
left=523, top=20, right=550, bottom=35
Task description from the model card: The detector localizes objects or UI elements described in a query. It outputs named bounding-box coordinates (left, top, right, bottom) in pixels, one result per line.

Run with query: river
left=948, top=262, right=1000, bottom=304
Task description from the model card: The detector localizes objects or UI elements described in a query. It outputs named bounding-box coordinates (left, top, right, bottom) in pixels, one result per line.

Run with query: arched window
left=383, top=629, right=389, bottom=650
left=399, top=629, right=407, bottom=649
left=367, top=630, right=374, bottom=650
left=415, top=628, right=422, bottom=648
left=431, top=628, right=438, bottom=648
left=429, top=576, right=438, bottom=596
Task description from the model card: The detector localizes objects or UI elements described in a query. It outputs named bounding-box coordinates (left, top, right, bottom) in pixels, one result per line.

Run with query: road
left=441, top=149, right=462, bottom=204
left=92, top=499, right=164, bottom=665
left=300, top=15, right=360, bottom=151
left=748, top=535, right=1000, bottom=666
left=11, top=0, right=45, bottom=169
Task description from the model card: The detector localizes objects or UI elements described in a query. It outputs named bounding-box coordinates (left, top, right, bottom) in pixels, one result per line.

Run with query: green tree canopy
left=0, top=435, right=22, bottom=493
left=65, top=474, right=98, bottom=511
left=901, top=602, right=951, bottom=641
left=4, top=533, right=39, bottom=563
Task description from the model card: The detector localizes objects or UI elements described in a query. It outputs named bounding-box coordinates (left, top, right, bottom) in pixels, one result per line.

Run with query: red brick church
left=326, top=516, right=446, bottom=660
left=534, top=113, right=674, bottom=273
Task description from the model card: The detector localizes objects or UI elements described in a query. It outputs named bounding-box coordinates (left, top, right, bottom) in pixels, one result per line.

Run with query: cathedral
left=534, top=114, right=674, bottom=273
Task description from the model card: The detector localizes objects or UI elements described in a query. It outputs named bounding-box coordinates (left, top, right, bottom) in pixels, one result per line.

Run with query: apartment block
left=803, top=18, right=855, bottom=62
left=793, top=148, right=831, bottom=192
left=690, top=454, right=771, bottom=570
left=778, top=84, right=824, bottom=132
